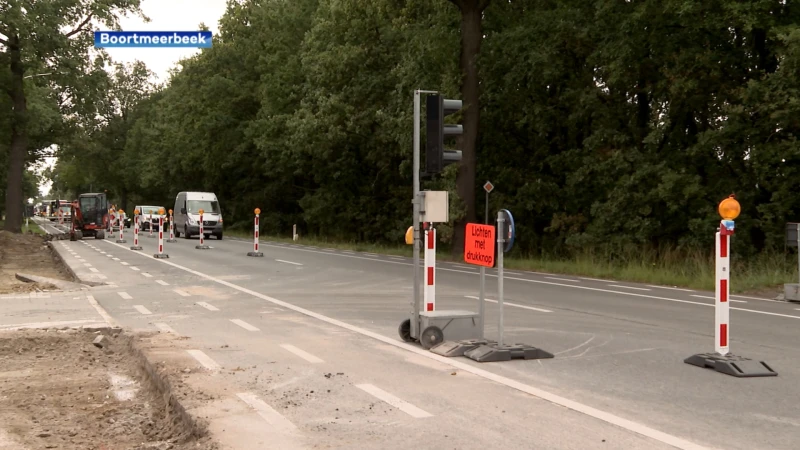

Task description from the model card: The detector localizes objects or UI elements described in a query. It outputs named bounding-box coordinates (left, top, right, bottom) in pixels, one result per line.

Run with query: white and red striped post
left=116, top=209, right=126, bottom=243
left=148, top=211, right=155, bottom=238
left=715, top=221, right=734, bottom=355
left=167, top=209, right=177, bottom=243
left=58, top=210, right=63, bottom=225
left=154, top=208, right=169, bottom=258
left=293, top=223, right=298, bottom=241
left=195, top=209, right=210, bottom=249
left=424, top=225, right=436, bottom=312
left=247, top=208, right=264, bottom=257
left=130, top=210, right=142, bottom=250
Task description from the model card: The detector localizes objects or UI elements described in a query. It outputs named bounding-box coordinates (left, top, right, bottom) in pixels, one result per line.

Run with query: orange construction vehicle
left=70, top=192, right=110, bottom=240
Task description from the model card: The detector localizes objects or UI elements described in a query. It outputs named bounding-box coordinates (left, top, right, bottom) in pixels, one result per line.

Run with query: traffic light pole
left=412, top=89, right=438, bottom=340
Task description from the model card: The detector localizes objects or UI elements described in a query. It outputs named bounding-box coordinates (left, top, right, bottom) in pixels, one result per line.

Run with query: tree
left=447, top=0, right=491, bottom=256
left=0, top=0, right=145, bottom=232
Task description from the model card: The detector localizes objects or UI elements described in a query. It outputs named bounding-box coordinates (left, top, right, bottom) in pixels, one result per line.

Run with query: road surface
left=41, top=220, right=800, bottom=449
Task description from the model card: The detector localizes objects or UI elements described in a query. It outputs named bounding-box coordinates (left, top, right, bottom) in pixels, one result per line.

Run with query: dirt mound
left=0, top=329, right=218, bottom=450
left=0, top=230, right=72, bottom=294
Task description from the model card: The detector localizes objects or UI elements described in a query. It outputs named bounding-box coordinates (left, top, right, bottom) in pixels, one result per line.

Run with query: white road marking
left=156, top=280, right=169, bottom=286
left=464, top=295, right=552, bottom=313
left=280, top=344, right=324, bottom=363
left=607, top=284, right=651, bottom=291
left=130, top=266, right=140, bottom=271
left=187, top=350, right=220, bottom=371
left=121, top=262, right=130, bottom=266
left=173, top=289, right=191, bottom=297
left=196, top=301, right=219, bottom=311
left=355, top=384, right=432, bottom=418
left=545, top=276, right=580, bottom=283
left=154, top=323, right=178, bottom=334
left=275, top=259, right=303, bottom=266
left=117, top=292, right=133, bottom=300
left=730, top=294, right=782, bottom=303
left=690, top=295, right=747, bottom=303
left=113, top=258, right=120, bottom=261
left=101, top=239, right=772, bottom=449
left=83, top=263, right=92, bottom=267
left=230, top=319, right=260, bottom=331
left=236, top=393, right=297, bottom=431
left=648, top=285, right=694, bottom=292
left=89, top=267, right=99, bottom=273
left=579, top=277, right=608, bottom=282
left=99, top=251, right=106, bottom=254
left=142, top=272, right=153, bottom=278
left=133, top=305, right=152, bottom=315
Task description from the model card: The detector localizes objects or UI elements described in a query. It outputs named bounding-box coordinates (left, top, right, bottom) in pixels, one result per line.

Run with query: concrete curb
left=47, top=241, right=106, bottom=287
left=14, top=272, right=86, bottom=291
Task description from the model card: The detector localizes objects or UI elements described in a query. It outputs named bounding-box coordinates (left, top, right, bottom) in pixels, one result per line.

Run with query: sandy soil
left=0, top=231, right=72, bottom=294
left=0, top=329, right=218, bottom=450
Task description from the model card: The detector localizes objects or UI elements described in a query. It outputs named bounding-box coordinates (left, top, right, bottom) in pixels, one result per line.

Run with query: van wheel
left=174, top=227, right=180, bottom=238
left=215, top=233, right=223, bottom=240
left=183, top=225, right=191, bottom=239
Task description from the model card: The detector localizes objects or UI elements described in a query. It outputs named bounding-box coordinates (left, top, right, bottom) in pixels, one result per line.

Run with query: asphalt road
left=43, top=222, right=800, bottom=449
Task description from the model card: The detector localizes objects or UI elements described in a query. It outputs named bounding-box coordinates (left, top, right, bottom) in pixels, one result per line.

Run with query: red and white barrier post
left=116, top=209, right=127, bottom=243
left=247, top=208, right=264, bottom=257
left=130, top=210, right=142, bottom=250
left=293, top=223, right=298, bottom=241
left=424, top=225, right=436, bottom=312
left=195, top=209, right=210, bottom=249
left=167, top=209, right=177, bottom=243
left=684, top=195, right=777, bottom=377
left=154, top=207, right=169, bottom=259
left=58, top=210, right=63, bottom=225
left=148, top=211, right=155, bottom=238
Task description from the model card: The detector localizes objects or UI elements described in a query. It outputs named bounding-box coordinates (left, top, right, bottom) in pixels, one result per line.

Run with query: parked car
left=172, top=191, right=223, bottom=240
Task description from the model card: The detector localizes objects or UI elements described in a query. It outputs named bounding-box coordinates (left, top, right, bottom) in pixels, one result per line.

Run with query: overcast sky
left=38, top=0, right=229, bottom=197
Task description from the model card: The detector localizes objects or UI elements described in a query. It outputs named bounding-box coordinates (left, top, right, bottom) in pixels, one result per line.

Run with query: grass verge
left=224, top=229, right=797, bottom=295
left=0, top=218, right=45, bottom=235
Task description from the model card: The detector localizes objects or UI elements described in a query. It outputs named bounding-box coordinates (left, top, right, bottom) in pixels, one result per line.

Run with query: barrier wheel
left=398, top=319, right=412, bottom=342
left=420, top=326, right=444, bottom=350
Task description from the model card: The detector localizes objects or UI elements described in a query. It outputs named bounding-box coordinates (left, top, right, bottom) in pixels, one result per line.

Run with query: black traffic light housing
left=425, top=94, right=463, bottom=175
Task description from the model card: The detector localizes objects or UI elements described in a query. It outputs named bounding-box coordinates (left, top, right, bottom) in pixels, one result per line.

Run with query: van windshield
left=187, top=200, right=220, bottom=214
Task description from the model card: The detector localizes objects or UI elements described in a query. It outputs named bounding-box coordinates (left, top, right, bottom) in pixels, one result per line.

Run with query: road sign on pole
left=498, top=209, right=515, bottom=253
left=685, top=195, right=777, bottom=377
left=464, top=223, right=496, bottom=268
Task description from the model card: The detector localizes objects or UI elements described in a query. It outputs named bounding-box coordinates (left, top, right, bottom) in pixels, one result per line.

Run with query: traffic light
left=425, top=94, right=463, bottom=175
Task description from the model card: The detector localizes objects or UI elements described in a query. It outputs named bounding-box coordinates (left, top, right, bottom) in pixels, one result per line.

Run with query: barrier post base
left=153, top=254, right=170, bottom=259
left=195, top=245, right=210, bottom=250
left=130, top=245, right=143, bottom=251
left=247, top=251, right=264, bottom=257
left=684, top=353, right=778, bottom=377
left=431, top=339, right=496, bottom=357
left=464, top=343, right=554, bottom=363
left=166, top=239, right=178, bottom=243
left=116, top=239, right=127, bottom=244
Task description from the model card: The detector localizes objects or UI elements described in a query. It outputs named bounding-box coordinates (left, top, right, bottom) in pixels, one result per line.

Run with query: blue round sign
left=499, top=209, right=515, bottom=253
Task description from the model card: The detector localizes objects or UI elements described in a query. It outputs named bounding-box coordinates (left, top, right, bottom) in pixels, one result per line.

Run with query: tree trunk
left=449, top=0, right=489, bottom=257
left=4, top=35, right=28, bottom=233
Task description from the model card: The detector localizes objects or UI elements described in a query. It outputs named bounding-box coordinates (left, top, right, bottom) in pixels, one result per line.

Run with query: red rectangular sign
left=464, top=223, right=496, bottom=267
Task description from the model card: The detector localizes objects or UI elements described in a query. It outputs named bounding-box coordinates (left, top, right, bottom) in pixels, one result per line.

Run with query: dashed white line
left=121, top=262, right=130, bottom=266
left=607, top=284, right=651, bottom=291
left=154, top=323, right=178, bottom=334
left=579, top=277, right=608, bottom=282
left=275, top=259, right=303, bottom=266
left=133, top=305, right=152, bottom=315
left=196, top=301, right=219, bottom=311
left=83, top=263, right=92, bottom=267
left=156, top=280, right=169, bottom=286
left=173, top=289, right=191, bottom=297
left=117, top=292, right=133, bottom=300
left=236, top=393, right=297, bottom=431
left=690, top=295, right=747, bottom=303
left=355, top=384, right=432, bottom=418
left=130, top=266, right=140, bottom=271
left=648, top=285, right=694, bottom=292
left=230, top=319, right=260, bottom=331
left=464, top=295, right=552, bottom=313
left=89, top=267, right=99, bottom=273
left=730, top=294, right=781, bottom=303
left=280, top=344, right=324, bottom=363
left=142, top=273, right=153, bottom=278
left=113, top=258, right=121, bottom=261
left=187, top=350, right=220, bottom=371
left=545, top=276, right=580, bottom=283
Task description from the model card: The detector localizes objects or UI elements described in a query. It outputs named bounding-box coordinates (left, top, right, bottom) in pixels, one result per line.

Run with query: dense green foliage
left=52, top=0, right=800, bottom=260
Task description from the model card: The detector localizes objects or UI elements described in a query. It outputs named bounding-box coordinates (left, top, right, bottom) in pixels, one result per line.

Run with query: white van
left=172, top=192, right=223, bottom=240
